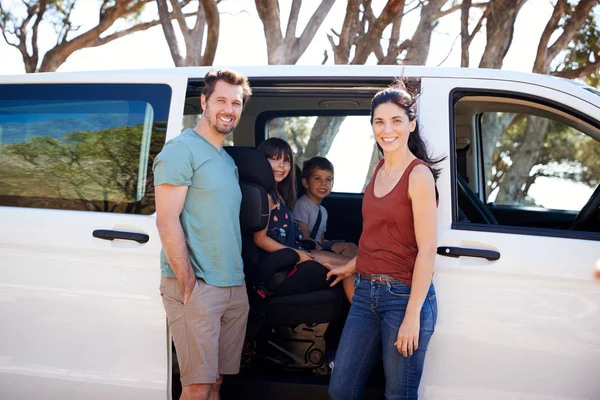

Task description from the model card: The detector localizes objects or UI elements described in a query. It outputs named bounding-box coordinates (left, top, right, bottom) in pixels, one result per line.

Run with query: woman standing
left=327, top=79, right=443, bottom=399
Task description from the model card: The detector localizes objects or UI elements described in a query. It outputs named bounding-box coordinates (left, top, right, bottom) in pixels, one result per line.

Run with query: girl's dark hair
left=257, top=138, right=297, bottom=207
left=370, top=78, right=445, bottom=180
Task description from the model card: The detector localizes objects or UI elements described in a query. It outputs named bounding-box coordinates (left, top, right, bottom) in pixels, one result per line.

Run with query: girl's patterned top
left=267, top=191, right=304, bottom=249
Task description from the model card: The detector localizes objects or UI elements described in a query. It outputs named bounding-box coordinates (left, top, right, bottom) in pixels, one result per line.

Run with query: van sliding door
left=0, top=73, right=187, bottom=400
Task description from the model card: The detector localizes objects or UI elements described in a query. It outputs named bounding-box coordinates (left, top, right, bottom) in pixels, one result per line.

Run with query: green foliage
left=555, top=8, right=600, bottom=86
left=0, top=123, right=163, bottom=213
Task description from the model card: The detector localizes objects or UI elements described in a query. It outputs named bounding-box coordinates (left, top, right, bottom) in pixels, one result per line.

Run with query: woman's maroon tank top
left=356, top=158, right=431, bottom=285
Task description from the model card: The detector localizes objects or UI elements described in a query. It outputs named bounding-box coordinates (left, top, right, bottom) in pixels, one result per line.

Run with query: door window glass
left=0, top=84, right=171, bottom=214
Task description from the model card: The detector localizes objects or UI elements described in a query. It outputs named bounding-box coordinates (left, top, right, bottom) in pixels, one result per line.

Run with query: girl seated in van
left=253, top=138, right=354, bottom=301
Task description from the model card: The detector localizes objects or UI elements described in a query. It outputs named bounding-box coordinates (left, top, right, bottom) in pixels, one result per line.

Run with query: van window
left=481, top=112, right=599, bottom=212
left=453, top=93, right=600, bottom=236
left=0, top=83, right=171, bottom=214
left=266, top=115, right=374, bottom=193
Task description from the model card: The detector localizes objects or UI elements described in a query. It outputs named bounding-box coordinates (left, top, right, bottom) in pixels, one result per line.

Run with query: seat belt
left=310, top=208, right=322, bottom=241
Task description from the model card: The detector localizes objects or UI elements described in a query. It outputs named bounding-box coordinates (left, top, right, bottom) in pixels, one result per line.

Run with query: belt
left=357, top=272, right=393, bottom=282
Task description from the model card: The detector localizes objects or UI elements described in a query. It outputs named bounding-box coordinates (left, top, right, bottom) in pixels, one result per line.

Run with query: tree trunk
left=301, top=117, right=345, bottom=166
left=363, top=144, right=381, bottom=191
left=496, top=116, right=549, bottom=204
left=478, top=0, right=526, bottom=69
left=480, top=112, right=516, bottom=190
left=256, top=0, right=335, bottom=65
left=157, top=0, right=220, bottom=67
left=461, top=0, right=472, bottom=67
left=403, top=0, right=446, bottom=65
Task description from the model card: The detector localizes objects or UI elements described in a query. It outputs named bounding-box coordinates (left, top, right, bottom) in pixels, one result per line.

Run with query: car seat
left=224, top=146, right=346, bottom=376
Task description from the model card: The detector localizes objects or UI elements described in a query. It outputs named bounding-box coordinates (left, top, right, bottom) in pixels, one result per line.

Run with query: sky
left=0, top=0, right=556, bottom=75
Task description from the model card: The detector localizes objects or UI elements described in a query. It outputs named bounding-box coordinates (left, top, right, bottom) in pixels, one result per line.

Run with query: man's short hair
left=302, top=156, right=334, bottom=180
left=202, top=69, right=252, bottom=109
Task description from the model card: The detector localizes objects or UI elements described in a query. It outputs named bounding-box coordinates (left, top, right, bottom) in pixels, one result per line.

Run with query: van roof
left=2, top=65, right=598, bottom=104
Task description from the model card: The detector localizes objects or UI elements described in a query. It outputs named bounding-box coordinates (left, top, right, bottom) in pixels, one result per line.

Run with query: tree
left=477, top=0, right=527, bottom=69
left=0, top=0, right=170, bottom=73
left=552, top=12, right=600, bottom=85
left=327, top=0, right=406, bottom=65
left=157, top=0, right=220, bottom=67
left=255, top=0, right=335, bottom=65
left=494, top=0, right=600, bottom=203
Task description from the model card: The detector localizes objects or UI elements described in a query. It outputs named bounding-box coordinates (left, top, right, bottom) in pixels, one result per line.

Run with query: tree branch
left=169, top=0, right=189, bottom=39
left=352, top=0, right=405, bottom=65
left=200, top=0, right=219, bottom=66
left=335, top=0, right=361, bottom=64
left=255, top=0, right=284, bottom=63
left=285, top=0, right=302, bottom=44
left=545, top=0, right=598, bottom=67
left=157, top=0, right=184, bottom=66
left=534, top=0, right=567, bottom=73
left=89, top=19, right=165, bottom=48
left=294, top=0, right=335, bottom=59
left=385, top=4, right=403, bottom=62
left=552, top=61, right=600, bottom=79
left=465, top=8, right=487, bottom=49
left=461, top=0, right=471, bottom=67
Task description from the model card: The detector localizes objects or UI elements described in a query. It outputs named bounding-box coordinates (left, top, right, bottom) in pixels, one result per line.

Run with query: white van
left=0, top=66, right=598, bottom=400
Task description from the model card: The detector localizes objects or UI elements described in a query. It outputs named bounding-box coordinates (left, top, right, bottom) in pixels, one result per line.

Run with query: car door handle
left=93, top=229, right=149, bottom=244
left=437, top=246, right=500, bottom=261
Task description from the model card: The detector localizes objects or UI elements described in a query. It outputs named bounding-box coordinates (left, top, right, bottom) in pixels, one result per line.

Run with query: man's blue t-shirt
left=153, top=128, right=244, bottom=287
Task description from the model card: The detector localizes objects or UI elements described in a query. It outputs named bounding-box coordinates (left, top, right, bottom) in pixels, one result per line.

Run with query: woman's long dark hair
left=257, top=137, right=297, bottom=207
left=370, top=78, right=445, bottom=181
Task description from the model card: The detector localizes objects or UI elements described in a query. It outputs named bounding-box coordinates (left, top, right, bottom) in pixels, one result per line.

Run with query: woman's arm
left=396, top=164, right=438, bottom=357
left=325, top=256, right=356, bottom=286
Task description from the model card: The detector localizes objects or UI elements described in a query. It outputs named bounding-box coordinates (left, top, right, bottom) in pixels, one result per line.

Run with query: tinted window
left=0, top=84, right=171, bottom=214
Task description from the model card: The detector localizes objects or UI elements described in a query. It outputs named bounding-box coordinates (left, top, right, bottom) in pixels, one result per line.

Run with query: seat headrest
left=224, top=146, right=274, bottom=191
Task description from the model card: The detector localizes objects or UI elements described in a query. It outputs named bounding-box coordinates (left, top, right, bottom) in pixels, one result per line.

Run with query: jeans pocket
left=387, top=282, right=410, bottom=298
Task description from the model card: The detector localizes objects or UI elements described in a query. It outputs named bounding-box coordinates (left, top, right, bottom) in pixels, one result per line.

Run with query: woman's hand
left=295, top=249, right=313, bottom=264
left=324, top=259, right=356, bottom=287
left=395, top=314, right=420, bottom=357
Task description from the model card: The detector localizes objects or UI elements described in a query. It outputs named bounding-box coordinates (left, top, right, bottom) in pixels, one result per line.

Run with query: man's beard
left=205, top=107, right=235, bottom=135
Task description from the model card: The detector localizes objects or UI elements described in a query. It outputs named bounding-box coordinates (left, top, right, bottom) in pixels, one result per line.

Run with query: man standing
left=154, top=69, right=252, bottom=400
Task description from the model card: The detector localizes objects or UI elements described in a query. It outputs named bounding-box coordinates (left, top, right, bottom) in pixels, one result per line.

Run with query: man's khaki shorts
left=160, top=276, right=249, bottom=386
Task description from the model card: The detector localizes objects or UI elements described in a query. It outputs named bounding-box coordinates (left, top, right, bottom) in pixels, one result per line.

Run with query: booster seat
left=224, top=146, right=346, bottom=375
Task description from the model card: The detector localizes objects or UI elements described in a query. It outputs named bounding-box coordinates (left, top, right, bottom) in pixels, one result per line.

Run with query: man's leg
left=160, top=277, right=226, bottom=400
left=207, top=375, right=224, bottom=400
left=216, top=283, right=250, bottom=399
left=181, top=384, right=211, bottom=400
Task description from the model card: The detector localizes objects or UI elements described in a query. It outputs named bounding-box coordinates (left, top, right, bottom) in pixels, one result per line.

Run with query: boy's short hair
left=302, top=156, right=334, bottom=180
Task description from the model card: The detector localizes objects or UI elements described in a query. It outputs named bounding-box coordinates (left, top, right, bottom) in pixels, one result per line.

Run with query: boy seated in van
left=293, top=156, right=358, bottom=258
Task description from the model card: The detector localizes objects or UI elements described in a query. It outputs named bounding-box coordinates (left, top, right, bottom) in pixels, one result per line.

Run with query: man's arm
left=155, top=184, right=196, bottom=303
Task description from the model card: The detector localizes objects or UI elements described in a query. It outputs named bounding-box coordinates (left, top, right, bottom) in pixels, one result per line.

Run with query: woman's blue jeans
left=328, top=275, right=437, bottom=400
